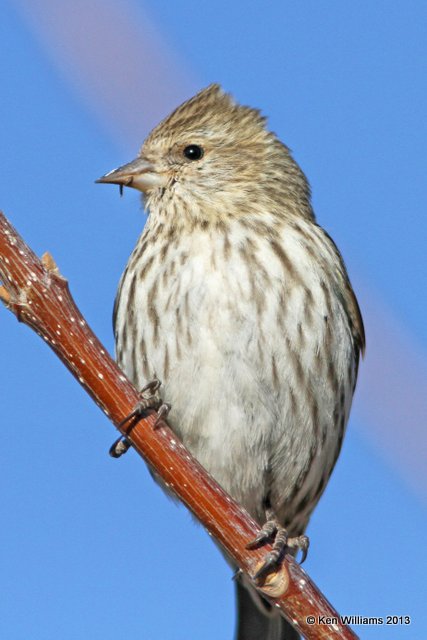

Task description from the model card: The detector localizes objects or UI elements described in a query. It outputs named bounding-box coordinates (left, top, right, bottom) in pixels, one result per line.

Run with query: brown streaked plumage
left=98, top=84, right=364, bottom=640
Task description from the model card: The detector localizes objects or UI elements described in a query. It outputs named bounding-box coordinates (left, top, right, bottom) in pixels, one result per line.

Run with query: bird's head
left=97, top=84, right=312, bottom=225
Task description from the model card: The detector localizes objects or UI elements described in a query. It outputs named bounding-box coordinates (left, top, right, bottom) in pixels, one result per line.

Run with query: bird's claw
left=252, top=551, right=282, bottom=581
left=246, top=509, right=310, bottom=582
left=139, top=377, right=162, bottom=397
left=246, top=518, right=278, bottom=549
left=109, top=437, right=132, bottom=458
left=153, top=402, right=171, bottom=428
left=109, top=377, right=170, bottom=458
left=287, top=534, right=310, bottom=564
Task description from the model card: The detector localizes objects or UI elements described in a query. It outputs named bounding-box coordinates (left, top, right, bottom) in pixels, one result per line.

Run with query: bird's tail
left=235, top=580, right=300, bottom=640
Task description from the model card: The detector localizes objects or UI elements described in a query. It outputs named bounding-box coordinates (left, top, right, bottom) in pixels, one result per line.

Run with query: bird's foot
left=109, top=377, right=171, bottom=458
left=246, top=508, right=309, bottom=582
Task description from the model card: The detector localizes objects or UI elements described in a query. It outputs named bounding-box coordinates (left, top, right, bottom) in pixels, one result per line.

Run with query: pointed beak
left=95, top=156, right=165, bottom=193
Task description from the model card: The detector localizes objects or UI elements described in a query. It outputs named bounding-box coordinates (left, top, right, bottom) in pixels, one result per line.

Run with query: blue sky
left=1, top=1, right=426, bottom=638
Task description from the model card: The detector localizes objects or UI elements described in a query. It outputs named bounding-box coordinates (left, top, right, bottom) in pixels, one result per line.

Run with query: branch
left=0, top=211, right=357, bottom=640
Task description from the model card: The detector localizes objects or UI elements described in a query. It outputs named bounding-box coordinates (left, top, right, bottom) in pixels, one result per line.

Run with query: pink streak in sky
left=13, top=0, right=197, bottom=148
left=354, top=282, right=427, bottom=500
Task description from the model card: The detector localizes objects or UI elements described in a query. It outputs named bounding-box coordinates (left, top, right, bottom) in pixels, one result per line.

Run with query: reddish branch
left=0, top=211, right=358, bottom=640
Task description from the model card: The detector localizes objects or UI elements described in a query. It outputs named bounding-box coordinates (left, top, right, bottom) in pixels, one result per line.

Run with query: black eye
left=183, top=144, right=204, bottom=161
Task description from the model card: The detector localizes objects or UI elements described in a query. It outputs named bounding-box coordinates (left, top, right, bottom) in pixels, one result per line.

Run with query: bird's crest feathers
left=145, top=84, right=269, bottom=145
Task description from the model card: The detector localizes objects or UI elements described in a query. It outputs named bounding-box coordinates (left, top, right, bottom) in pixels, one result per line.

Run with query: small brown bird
left=97, top=85, right=364, bottom=640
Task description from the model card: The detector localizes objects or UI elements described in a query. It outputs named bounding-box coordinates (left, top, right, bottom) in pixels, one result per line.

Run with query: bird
left=97, top=84, right=365, bottom=640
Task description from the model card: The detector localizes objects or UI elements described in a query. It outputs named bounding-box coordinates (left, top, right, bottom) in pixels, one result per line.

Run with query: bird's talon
left=153, top=402, right=171, bottom=428
left=246, top=514, right=278, bottom=549
left=246, top=535, right=264, bottom=550
left=246, top=530, right=272, bottom=549
left=140, top=376, right=162, bottom=396
left=252, top=552, right=280, bottom=582
left=109, top=378, right=167, bottom=457
left=287, top=534, right=310, bottom=564
left=247, top=508, right=310, bottom=581
left=109, top=436, right=131, bottom=458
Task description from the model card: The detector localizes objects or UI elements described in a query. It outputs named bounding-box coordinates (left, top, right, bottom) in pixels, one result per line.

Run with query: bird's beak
left=95, top=156, right=165, bottom=194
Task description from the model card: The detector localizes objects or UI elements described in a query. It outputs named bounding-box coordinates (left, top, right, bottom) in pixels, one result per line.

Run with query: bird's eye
left=183, top=144, right=204, bottom=161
